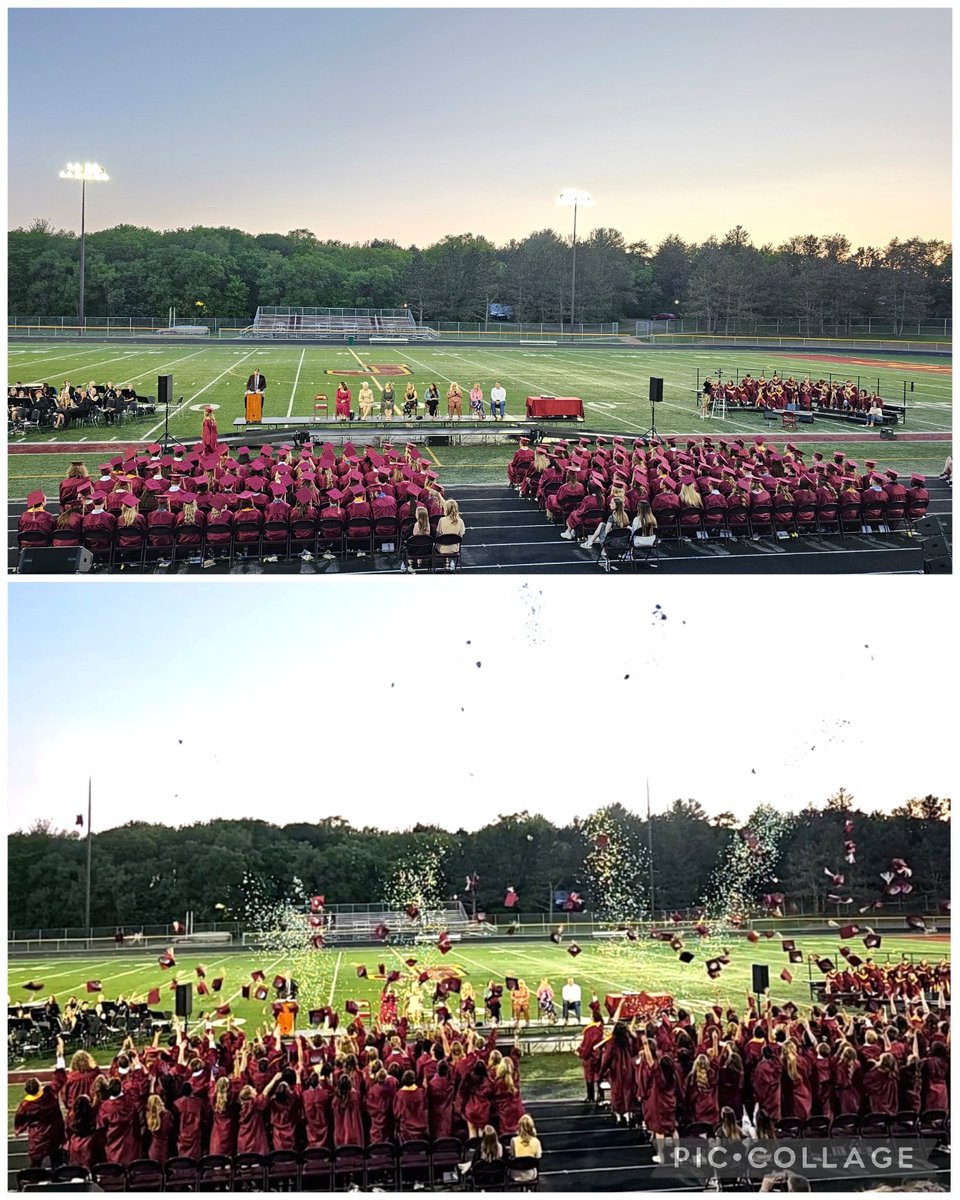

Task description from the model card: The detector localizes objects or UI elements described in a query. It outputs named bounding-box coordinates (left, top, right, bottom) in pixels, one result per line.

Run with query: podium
left=245, top=391, right=263, bottom=423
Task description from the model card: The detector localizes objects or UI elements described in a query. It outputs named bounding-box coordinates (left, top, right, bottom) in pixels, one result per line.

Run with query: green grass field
left=8, top=342, right=952, bottom=498
left=7, top=933, right=948, bottom=1132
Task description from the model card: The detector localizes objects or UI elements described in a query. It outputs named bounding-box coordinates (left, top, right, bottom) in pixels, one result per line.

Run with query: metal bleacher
left=240, top=307, right=437, bottom=342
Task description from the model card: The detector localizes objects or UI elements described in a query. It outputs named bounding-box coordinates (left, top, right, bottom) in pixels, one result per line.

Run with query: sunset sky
left=8, top=578, right=953, bottom=835
left=8, top=7, right=952, bottom=248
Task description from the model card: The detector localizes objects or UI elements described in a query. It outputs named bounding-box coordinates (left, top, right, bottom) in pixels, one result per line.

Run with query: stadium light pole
left=557, top=189, right=594, bottom=335
left=59, top=162, right=110, bottom=325
left=84, top=776, right=93, bottom=935
left=646, top=777, right=655, bottom=920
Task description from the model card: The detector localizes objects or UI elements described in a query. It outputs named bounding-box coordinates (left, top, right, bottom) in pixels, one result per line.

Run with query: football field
left=8, top=342, right=952, bottom=498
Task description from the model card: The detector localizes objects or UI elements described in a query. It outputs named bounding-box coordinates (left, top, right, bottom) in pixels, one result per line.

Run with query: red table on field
left=525, top=395, right=584, bottom=419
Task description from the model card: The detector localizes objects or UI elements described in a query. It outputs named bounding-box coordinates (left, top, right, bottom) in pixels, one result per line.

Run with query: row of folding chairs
left=680, top=1108, right=948, bottom=1142
left=17, top=1138, right=539, bottom=1191
left=642, top=499, right=927, bottom=542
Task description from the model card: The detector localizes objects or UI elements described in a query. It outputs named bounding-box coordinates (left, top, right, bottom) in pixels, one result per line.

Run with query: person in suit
left=247, top=368, right=267, bottom=394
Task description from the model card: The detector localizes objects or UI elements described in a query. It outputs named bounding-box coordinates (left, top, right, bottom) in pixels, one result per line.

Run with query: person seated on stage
left=402, top=383, right=419, bottom=418
left=335, top=382, right=352, bottom=421
left=381, top=381, right=396, bottom=417
left=631, top=501, right=658, bottom=543
left=19, top=491, right=55, bottom=542
left=435, top=499, right=465, bottom=567
left=357, top=380, right=375, bottom=420
left=510, top=980, right=531, bottom=1025
left=469, top=382, right=485, bottom=419
left=490, top=381, right=507, bottom=421
left=536, top=979, right=556, bottom=1022
left=424, top=383, right=441, bottom=417
left=940, top=455, right=952, bottom=482
left=446, top=382, right=463, bottom=419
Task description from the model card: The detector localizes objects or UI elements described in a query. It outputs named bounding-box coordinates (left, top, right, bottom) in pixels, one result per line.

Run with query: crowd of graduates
left=14, top=1015, right=540, bottom=1177
left=17, top=437, right=465, bottom=561
left=577, top=959, right=950, bottom=1164
left=507, top=433, right=931, bottom=543
left=702, top=374, right=888, bottom=419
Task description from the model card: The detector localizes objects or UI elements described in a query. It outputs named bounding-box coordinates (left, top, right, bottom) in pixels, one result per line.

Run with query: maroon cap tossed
left=374, top=922, right=389, bottom=941
left=158, top=951, right=176, bottom=970
left=789, top=950, right=804, bottom=963
left=211, top=975, right=224, bottom=993
left=85, top=980, right=102, bottom=993
left=781, top=939, right=796, bottom=952
left=251, top=970, right=265, bottom=982
left=197, top=981, right=209, bottom=996
left=816, top=957, right=835, bottom=973
left=345, top=999, right=360, bottom=1014
left=385, top=970, right=401, bottom=984
left=254, top=986, right=269, bottom=1002
left=678, top=950, right=695, bottom=964
left=241, top=985, right=251, bottom=1000
left=863, top=932, right=882, bottom=950
left=780, top=968, right=793, bottom=984
left=215, top=1004, right=231, bottom=1017
left=147, top=988, right=161, bottom=1006
left=273, top=974, right=287, bottom=991
left=356, top=965, right=368, bottom=979
left=567, top=943, right=582, bottom=958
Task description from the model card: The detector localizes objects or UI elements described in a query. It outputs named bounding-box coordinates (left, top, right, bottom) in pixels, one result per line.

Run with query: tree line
left=8, top=219, right=951, bottom=333
left=8, top=793, right=949, bottom=932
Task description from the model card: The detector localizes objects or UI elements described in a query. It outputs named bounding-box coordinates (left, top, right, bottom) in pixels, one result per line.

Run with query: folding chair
left=232, top=1152, right=267, bottom=1191
left=772, top=501, right=796, bottom=536
left=596, top=527, right=632, bottom=572
left=404, top=534, right=434, bottom=573
left=724, top=504, right=750, bottom=539
left=652, top=506, right=680, bottom=541
left=365, top=1142, right=399, bottom=1190
left=51, top=1165, right=91, bottom=1185
left=317, top=517, right=344, bottom=558
left=332, top=1143, right=366, bottom=1190
left=829, top=1114, right=860, bottom=1138
left=114, top=526, right=146, bottom=570
left=775, top=1118, right=802, bottom=1139
left=344, top=516, right=374, bottom=557
left=126, top=1159, right=165, bottom=1190
left=232, top=515, right=264, bottom=561
left=889, top=1110, right=921, bottom=1138
left=196, top=1153, right=233, bottom=1191
left=16, top=1169, right=53, bottom=1191
left=430, top=1137, right=464, bottom=1189
left=433, top=533, right=463, bottom=571
left=800, top=1116, right=830, bottom=1138
left=163, top=1156, right=200, bottom=1191
left=288, top=515, right=318, bottom=558
left=266, top=1149, right=301, bottom=1191
left=677, top=506, right=704, bottom=538
left=748, top=503, right=773, bottom=538
left=91, top=1163, right=128, bottom=1191
left=17, top=528, right=52, bottom=552
left=816, top=502, right=840, bottom=536
left=471, top=1159, right=508, bottom=1190
left=859, top=1113, right=891, bottom=1139
left=300, top=1146, right=333, bottom=1190
left=397, top=1139, right=432, bottom=1189
left=838, top=502, right=862, bottom=536
left=261, top=520, right=291, bottom=561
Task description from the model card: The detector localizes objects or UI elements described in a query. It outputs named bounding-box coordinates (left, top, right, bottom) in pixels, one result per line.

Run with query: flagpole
left=84, top=776, right=92, bottom=935
left=646, top=777, right=655, bottom=920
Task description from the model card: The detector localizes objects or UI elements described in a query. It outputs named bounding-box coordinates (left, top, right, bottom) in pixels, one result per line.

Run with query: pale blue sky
left=8, top=8, right=952, bottom=246
left=7, top=578, right=953, bottom=834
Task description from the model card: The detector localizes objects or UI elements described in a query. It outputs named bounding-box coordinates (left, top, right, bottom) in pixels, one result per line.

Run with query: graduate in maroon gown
left=365, top=1069, right=396, bottom=1144
left=751, top=1046, right=782, bottom=1121
left=718, top=1046, right=745, bottom=1117
left=269, top=1076, right=303, bottom=1150
left=97, top=1078, right=143, bottom=1166
left=460, top=1060, right=494, bottom=1138
left=208, top=1075, right=240, bottom=1157
left=18, top=491, right=55, bottom=541
left=174, top=1079, right=208, bottom=1159
left=201, top=405, right=219, bottom=454
left=302, top=1072, right=334, bottom=1148
left=492, top=1059, right=524, bottom=1136
left=237, top=1076, right=279, bottom=1155
left=393, top=1070, right=429, bottom=1142
left=640, top=1041, right=679, bottom=1164
left=832, top=1045, right=861, bottom=1115
left=781, top=1041, right=814, bottom=1119
left=812, top=1044, right=834, bottom=1118
left=578, top=1013, right=605, bottom=1102
left=145, top=1093, right=176, bottom=1163
left=921, top=1043, right=949, bottom=1112
left=427, top=1061, right=455, bottom=1139
left=685, top=1054, right=720, bottom=1128
left=862, top=1053, right=899, bottom=1114
left=599, top=1022, right=638, bottom=1123
left=65, top=1094, right=103, bottom=1169
left=332, top=1073, right=365, bottom=1147
left=15, top=1073, right=66, bottom=1167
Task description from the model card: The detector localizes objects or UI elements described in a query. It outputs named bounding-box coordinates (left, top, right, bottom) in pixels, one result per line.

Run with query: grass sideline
left=8, top=343, right=952, bottom=498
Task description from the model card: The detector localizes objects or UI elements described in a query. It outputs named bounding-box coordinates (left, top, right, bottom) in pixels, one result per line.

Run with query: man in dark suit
left=247, top=368, right=267, bottom=394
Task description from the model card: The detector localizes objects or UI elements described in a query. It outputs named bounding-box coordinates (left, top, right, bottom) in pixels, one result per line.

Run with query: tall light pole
left=557, top=188, right=594, bottom=335
left=59, top=162, right=110, bottom=325
left=84, top=776, right=93, bottom=933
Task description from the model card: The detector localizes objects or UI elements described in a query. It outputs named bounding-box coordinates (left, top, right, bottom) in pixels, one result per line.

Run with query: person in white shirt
left=490, top=382, right=507, bottom=421
left=561, top=978, right=582, bottom=1023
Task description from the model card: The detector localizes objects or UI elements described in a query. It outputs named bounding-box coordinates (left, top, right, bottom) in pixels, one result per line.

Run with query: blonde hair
left=66, top=463, right=89, bottom=480
left=611, top=497, right=630, bottom=529
left=693, top=1053, right=710, bottom=1090
left=784, top=1041, right=799, bottom=1083
left=517, top=1114, right=537, bottom=1145
left=680, top=484, right=703, bottom=507
left=414, top=506, right=430, bottom=536
left=213, top=1075, right=231, bottom=1114
left=119, top=503, right=138, bottom=528
left=70, top=1050, right=95, bottom=1072
left=444, top=498, right=460, bottom=522
left=495, top=1058, right=517, bottom=1095
left=146, top=1093, right=165, bottom=1132
left=532, top=451, right=549, bottom=472
left=480, top=1125, right=500, bottom=1161
left=181, top=501, right=198, bottom=525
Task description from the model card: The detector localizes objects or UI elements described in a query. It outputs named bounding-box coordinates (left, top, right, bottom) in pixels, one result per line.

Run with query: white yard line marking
left=142, top=349, right=258, bottom=439
left=346, top=346, right=383, bottom=392
left=12, top=345, right=143, bottom=375
left=287, top=348, right=306, bottom=417
left=19, top=348, right=143, bottom=385
left=328, top=950, right=344, bottom=1005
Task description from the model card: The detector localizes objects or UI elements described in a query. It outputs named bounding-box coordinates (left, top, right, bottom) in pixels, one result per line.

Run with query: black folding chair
left=596, top=526, right=632, bottom=571
left=126, top=1159, right=165, bottom=1190
left=433, top=533, right=463, bottom=571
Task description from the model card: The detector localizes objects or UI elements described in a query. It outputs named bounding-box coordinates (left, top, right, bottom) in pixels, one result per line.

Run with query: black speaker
left=175, top=983, right=192, bottom=1018
left=925, top=556, right=952, bottom=574
left=752, top=964, right=770, bottom=995
left=798, top=412, right=814, bottom=424
left=18, top=546, right=93, bottom=574
left=649, top=377, right=664, bottom=403
left=763, top=407, right=778, bottom=421
left=922, top=535, right=950, bottom=560
left=158, top=375, right=173, bottom=406
left=914, top=516, right=942, bottom=538
left=879, top=427, right=896, bottom=440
